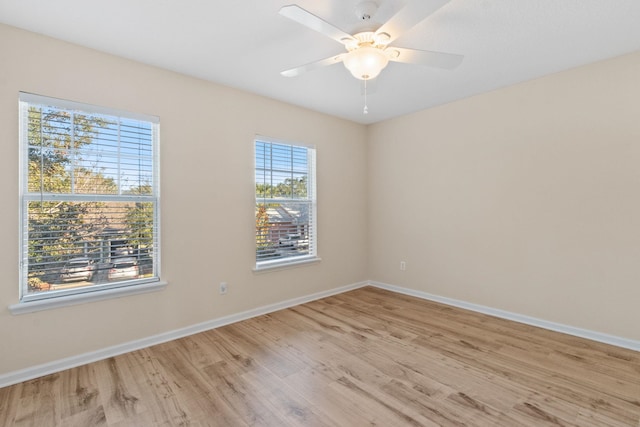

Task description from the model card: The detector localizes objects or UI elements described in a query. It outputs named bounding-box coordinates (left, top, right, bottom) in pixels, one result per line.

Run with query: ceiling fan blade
left=281, top=54, right=346, bottom=77
left=279, top=5, right=355, bottom=45
left=376, top=0, right=450, bottom=44
left=387, top=47, right=463, bottom=69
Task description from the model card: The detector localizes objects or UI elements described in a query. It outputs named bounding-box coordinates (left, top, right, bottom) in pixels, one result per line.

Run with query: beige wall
left=368, top=51, right=640, bottom=341
left=2, top=21, right=639, bottom=377
left=0, top=24, right=368, bottom=375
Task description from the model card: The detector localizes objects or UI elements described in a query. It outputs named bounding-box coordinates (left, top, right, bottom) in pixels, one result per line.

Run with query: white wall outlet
left=400, top=261, right=406, bottom=271
left=219, top=282, right=228, bottom=295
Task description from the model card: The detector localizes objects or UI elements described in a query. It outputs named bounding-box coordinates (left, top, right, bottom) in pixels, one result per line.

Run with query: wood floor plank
left=1, top=286, right=639, bottom=426
left=285, top=368, right=396, bottom=426
left=57, top=364, right=105, bottom=426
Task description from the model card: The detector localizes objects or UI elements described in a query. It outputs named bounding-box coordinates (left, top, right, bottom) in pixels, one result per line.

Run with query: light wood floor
left=1, top=286, right=639, bottom=426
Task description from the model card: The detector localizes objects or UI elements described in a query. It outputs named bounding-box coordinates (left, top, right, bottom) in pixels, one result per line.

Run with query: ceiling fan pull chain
left=363, top=78, right=369, bottom=115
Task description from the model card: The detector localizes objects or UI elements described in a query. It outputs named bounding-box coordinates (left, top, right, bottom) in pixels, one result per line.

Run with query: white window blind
left=255, top=137, right=317, bottom=268
left=19, top=93, right=160, bottom=302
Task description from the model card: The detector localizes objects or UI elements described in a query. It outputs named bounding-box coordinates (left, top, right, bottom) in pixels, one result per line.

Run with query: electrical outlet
left=219, top=282, right=228, bottom=295
left=400, top=261, right=406, bottom=271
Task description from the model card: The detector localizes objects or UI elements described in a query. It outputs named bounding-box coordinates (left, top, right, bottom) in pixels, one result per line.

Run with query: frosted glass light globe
left=343, top=46, right=389, bottom=80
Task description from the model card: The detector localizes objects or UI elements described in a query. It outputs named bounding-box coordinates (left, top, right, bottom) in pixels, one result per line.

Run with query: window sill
left=9, top=280, right=168, bottom=315
left=253, top=256, right=321, bottom=273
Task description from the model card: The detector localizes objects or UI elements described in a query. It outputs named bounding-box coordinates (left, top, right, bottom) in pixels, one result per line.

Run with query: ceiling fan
left=278, top=0, right=464, bottom=82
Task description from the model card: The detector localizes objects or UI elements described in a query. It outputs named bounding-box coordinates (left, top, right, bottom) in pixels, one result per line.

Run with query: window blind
left=19, top=93, right=160, bottom=301
left=255, top=138, right=317, bottom=267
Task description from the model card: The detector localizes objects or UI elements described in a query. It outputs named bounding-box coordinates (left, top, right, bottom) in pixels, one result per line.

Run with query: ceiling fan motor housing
left=355, top=1, right=378, bottom=21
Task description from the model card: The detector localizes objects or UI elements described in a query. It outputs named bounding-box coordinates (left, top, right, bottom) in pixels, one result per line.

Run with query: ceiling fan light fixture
left=373, top=32, right=391, bottom=45
left=343, top=46, right=389, bottom=80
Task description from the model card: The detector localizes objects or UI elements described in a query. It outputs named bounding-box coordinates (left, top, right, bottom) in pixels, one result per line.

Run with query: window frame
left=254, top=136, right=319, bottom=271
left=16, top=93, right=163, bottom=307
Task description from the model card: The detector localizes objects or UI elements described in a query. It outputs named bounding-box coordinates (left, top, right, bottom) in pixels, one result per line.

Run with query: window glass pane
left=292, top=146, right=308, bottom=173
left=256, top=201, right=312, bottom=262
left=255, top=138, right=316, bottom=266
left=28, top=147, right=71, bottom=193
left=25, top=104, right=154, bottom=197
left=26, top=201, right=155, bottom=294
left=20, top=93, right=159, bottom=300
left=72, top=167, right=118, bottom=194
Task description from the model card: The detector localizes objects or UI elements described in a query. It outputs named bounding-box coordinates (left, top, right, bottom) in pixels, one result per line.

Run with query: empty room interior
left=1, top=0, right=640, bottom=426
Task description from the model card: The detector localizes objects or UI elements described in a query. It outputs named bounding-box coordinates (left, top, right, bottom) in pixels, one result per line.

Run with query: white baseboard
left=0, top=281, right=368, bottom=388
left=368, top=281, right=640, bottom=353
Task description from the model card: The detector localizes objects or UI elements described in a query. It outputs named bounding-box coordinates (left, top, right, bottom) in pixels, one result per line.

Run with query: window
left=255, top=137, right=317, bottom=269
left=19, top=93, right=160, bottom=303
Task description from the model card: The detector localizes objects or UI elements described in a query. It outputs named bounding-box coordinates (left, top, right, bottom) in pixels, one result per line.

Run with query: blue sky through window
left=255, top=140, right=308, bottom=195
left=29, top=105, right=154, bottom=195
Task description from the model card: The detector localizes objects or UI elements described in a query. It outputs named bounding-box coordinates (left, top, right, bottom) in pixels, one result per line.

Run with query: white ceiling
left=1, top=0, right=639, bottom=124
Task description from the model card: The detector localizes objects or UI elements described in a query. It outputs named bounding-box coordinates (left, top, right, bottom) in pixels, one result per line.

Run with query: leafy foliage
left=122, top=185, right=154, bottom=258
left=256, top=204, right=270, bottom=249
left=255, top=176, right=308, bottom=199
left=25, top=105, right=155, bottom=286
left=27, top=107, right=116, bottom=282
